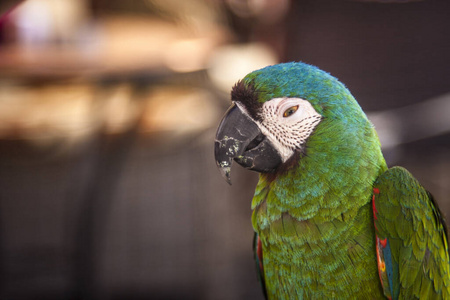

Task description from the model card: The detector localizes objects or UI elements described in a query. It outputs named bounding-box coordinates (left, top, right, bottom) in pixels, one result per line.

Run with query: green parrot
left=214, top=62, right=450, bottom=299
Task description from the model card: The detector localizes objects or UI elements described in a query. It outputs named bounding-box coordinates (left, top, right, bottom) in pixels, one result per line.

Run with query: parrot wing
left=253, top=232, right=268, bottom=299
left=372, top=166, right=450, bottom=299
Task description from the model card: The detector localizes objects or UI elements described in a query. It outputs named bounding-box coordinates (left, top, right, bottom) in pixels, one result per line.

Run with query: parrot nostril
left=245, top=133, right=265, bottom=152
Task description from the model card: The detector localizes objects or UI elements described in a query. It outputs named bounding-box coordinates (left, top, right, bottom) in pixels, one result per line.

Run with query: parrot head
left=215, top=62, right=376, bottom=184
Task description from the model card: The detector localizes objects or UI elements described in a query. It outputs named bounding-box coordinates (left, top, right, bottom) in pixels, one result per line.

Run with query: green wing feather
left=373, top=166, right=450, bottom=299
left=253, top=233, right=268, bottom=299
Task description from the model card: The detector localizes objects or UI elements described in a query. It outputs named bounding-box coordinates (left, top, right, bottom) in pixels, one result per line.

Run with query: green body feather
left=240, top=63, right=449, bottom=299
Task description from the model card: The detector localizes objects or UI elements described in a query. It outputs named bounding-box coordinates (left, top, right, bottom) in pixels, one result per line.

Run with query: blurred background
left=0, top=0, right=449, bottom=299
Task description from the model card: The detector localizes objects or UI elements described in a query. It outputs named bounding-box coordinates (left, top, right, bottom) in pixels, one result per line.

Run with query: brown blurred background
left=0, top=0, right=449, bottom=299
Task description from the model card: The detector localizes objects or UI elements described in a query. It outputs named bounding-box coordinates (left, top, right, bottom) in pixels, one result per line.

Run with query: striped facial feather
left=257, top=97, right=322, bottom=162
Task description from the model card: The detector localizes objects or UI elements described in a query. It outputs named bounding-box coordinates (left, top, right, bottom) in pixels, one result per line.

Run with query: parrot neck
left=251, top=117, right=387, bottom=228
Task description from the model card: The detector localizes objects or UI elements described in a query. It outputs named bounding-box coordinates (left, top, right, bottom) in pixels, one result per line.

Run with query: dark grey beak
left=214, top=103, right=282, bottom=184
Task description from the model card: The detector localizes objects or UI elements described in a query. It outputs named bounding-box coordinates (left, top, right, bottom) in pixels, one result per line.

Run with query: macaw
left=214, top=62, right=450, bottom=299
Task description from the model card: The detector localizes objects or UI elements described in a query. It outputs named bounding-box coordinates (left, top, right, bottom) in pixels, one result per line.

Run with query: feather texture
left=373, top=167, right=450, bottom=299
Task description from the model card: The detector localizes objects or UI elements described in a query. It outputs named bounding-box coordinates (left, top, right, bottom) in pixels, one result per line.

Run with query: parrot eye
left=283, top=105, right=299, bottom=118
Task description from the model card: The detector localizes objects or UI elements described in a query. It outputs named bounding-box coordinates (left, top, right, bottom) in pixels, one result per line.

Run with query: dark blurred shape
left=283, top=0, right=450, bottom=111
left=349, top=0, right=424, bottom=2
left=223, top=0, right=290, bottom=58
left=0, top=0, right=24, bottom=16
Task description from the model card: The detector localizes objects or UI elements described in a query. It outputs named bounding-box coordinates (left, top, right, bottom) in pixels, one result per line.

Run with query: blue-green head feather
left=241, top=62, right=363, bottom=120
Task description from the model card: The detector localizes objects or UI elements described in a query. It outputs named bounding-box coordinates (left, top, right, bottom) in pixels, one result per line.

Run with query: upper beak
left=214, top=103, right=281, bottom=184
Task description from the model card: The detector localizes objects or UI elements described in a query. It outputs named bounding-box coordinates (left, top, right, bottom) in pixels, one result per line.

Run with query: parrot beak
left=214, top=103, right=282, bottom=184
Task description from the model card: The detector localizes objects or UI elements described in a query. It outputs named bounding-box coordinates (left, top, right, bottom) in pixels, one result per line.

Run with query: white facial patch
left=256, top=97, right=322, bottom=162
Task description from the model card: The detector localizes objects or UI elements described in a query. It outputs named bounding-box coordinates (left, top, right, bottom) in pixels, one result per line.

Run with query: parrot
left=214, top=62, right=450, bottom=299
